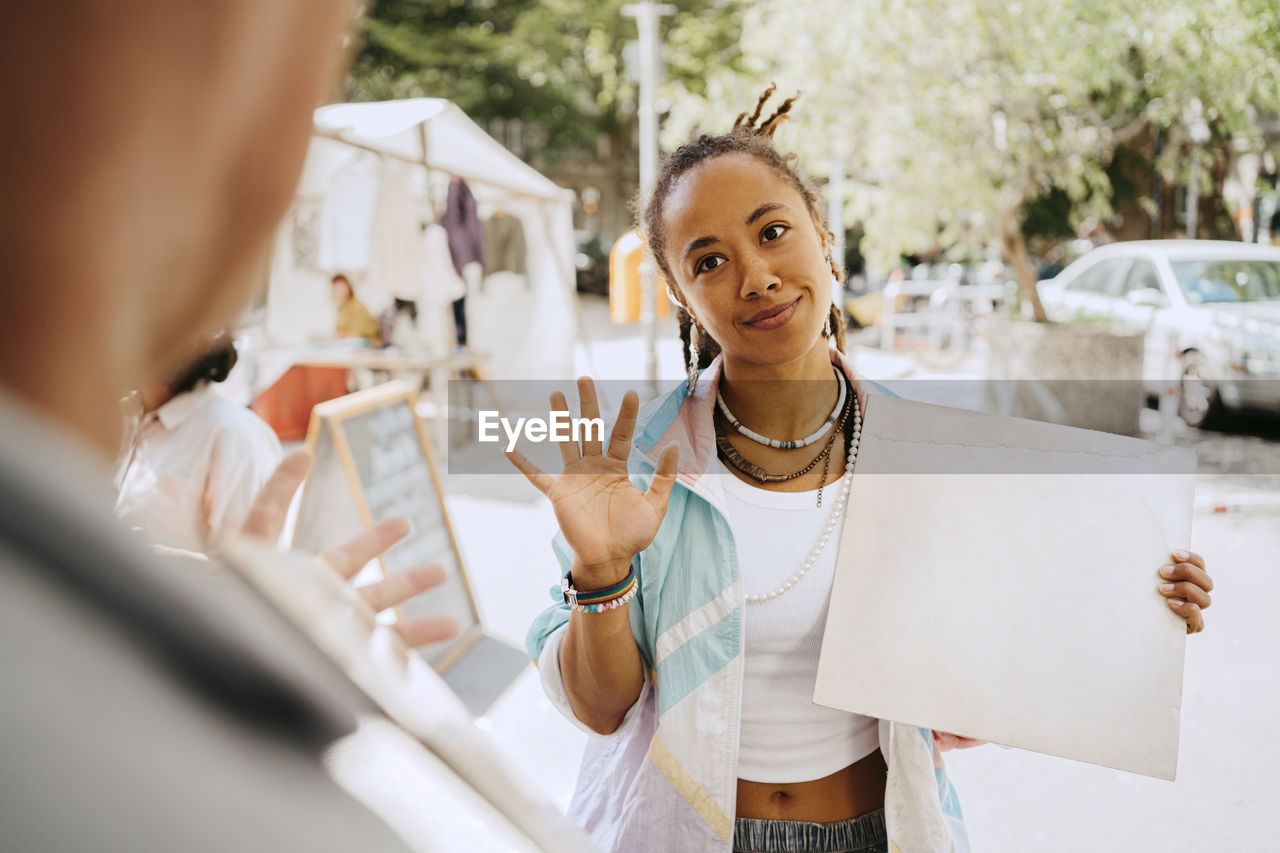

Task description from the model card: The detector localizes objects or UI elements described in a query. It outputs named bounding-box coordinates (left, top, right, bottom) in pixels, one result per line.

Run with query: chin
left=732, top=334, right=827, bottom=370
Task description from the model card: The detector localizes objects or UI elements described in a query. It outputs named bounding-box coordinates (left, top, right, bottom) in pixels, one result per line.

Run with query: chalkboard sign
left=292, top=381, right=527, bottom=714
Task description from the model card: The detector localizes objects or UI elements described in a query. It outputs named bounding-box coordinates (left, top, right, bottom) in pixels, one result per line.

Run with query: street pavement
left=437, top=297, right=1279, bottom=844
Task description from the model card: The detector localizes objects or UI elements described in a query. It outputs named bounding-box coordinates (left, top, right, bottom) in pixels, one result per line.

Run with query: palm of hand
left=548, top=454, right=665, bottom=568
left=505, top=380, right=681, bottom=574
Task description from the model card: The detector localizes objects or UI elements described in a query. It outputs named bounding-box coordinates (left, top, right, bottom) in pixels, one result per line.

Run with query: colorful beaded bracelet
left=573, top=582, right=639, bottom=614
left=562, top=567, right=638, bottom=613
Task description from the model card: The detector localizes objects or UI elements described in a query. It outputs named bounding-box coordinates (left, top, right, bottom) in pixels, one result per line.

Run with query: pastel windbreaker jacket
left=527, top=350, right=970, bottom=853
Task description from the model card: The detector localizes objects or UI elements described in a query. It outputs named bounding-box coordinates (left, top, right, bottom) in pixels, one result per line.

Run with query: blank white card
left=814, top=395, right=1196, bottom=779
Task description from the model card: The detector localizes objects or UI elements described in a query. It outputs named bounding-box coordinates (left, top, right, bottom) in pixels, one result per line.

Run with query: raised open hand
left=505, top=377, right=679, bottom=586
left=241, top=449, right=460, bottom=647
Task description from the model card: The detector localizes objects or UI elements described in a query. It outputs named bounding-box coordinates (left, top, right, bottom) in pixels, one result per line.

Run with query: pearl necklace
left=717, top=368, right=846, bottom=449
left=745, top=393, right=861, bottom=603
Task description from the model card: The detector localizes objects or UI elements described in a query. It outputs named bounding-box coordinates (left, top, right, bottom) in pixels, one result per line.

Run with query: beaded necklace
left=742, top=399, right=862, bottom=603
left=716, top=366, right=845, bottom=449
left=715, top=371, right=852, bottom=508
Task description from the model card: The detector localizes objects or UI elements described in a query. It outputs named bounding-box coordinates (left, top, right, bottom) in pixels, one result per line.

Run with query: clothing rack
left=308, top=126, right=598, bottom=377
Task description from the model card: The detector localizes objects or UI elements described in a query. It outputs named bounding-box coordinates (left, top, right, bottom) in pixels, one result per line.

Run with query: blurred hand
left=933, top=731, right=985, bottom=752
left=1157, top=548, right=1212, bottom=635
left=931, top=730, right=986, bottom=771
left=504, top=376, right=679, bottom=587
left=242, top=449, right=460, bottom=647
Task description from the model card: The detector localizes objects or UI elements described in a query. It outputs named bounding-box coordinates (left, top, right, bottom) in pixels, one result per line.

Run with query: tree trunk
left=1158, top=169, right=1177, bottom=238
left=1000, top=210, right=1048, bottom=323
left=1202, top=138, right=1237, bottom=240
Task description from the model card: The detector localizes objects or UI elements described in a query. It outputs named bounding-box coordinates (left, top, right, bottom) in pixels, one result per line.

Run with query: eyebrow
left=681, top=203, right=793, bottom=263
left=746, top=203, right=787, bottom=225
left=682, top=235, right=719, bottom=263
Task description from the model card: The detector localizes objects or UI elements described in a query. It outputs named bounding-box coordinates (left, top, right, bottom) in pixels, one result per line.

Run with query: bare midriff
left=735, top=750, right=887, bottom=822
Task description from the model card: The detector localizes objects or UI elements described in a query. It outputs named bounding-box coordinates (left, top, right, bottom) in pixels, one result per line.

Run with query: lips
left=744, top=296, right=801, bottom=331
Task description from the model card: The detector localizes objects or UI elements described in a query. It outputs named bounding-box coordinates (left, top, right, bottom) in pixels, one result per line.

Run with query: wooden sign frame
left=292, top=380, right=483, bottom=674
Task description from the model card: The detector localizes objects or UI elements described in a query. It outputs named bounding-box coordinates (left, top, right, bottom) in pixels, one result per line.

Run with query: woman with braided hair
left=512, top=86, right=1212, bottom=853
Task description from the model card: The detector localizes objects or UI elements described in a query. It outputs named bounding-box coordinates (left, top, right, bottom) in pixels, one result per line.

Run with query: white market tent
left=316, top=98, right=563, bottom=199
left=262, top=98, right=578, bottom=380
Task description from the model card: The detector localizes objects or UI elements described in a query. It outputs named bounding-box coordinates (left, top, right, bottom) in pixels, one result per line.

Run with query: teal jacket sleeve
left=524, top=531, right=576, bottom=661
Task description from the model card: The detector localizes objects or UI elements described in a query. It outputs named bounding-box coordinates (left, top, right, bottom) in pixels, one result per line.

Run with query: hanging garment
left=420, top=224, right=466, bottom=304
left=442, top=177, right=485, bottom=274
left=367, top=160, right=422, bottom=300
left=467, top=270, right=532, bottom=371
left=321, top=156, right=378, bottom=272
left=481, top=212, right=528, bottom=278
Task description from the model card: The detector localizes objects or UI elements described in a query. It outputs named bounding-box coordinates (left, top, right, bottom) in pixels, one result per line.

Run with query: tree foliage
left=660, top=0, right=1280, bottom=319
left=349, top=0, right=744, bottom=160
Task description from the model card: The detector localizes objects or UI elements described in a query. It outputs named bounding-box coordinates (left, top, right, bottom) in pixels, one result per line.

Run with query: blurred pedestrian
left=115, top=331, right=283, bottom=553
left=332, top=272, right=382, bottom=343
left=0, top=3, right=459, bottom=850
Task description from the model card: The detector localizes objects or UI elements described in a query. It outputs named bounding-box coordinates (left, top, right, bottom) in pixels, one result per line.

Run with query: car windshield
left=1170, top=259, right=1280, bottom=304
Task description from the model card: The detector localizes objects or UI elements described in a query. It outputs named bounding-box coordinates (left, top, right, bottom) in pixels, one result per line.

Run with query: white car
left=1037, top=240, right=1280, bottom=427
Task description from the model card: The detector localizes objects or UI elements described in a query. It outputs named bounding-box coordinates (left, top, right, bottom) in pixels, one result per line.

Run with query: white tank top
left=712, top=457, right=880, bottom=784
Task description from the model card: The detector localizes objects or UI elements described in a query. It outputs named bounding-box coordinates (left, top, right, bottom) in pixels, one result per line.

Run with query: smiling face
left=659, top=153, right=833, bottom=376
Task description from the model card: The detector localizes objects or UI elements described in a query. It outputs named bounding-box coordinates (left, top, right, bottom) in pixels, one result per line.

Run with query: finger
left=323, top=517, right=410, bottom=579
left=607, top=390, right=640, bottom=461
left=1170, top=549, right=1206, bottom=573
left=1166, top=598, right=1205, bottom=634
left=550, top=391, right=581, bottom=466
left=1159, top=560, right=1213, bottom=593
left=396, top=617, right=462, bottom=647
left=950, top=736, right=986, bottom=749
left=505, top=448, right=554, bottom=494
left=241, top=449, right=313, bottom=540
left=933, top=731, right=960, bottom=751
left=358, top=563, right=448, bottom=612
left=933, top=732, right=983, bottom=751
left=1157, top=580, right=1211, bottom=610
left=644, top=443, right=681, bottom=517
left=577, top=376, right=605, bottom=457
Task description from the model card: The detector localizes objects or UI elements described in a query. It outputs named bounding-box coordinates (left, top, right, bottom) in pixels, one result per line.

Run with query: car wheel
left=1178, top=352, right=1223, bottom=429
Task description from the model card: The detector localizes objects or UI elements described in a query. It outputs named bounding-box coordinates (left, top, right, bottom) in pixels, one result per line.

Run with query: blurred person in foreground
left=512, top=87, right=1215, bottom=853
left=116, top=331, right=283, bottom=553
left=0, top=3, right=459, bottom=850
left=332, top=272, right=383, bottom=343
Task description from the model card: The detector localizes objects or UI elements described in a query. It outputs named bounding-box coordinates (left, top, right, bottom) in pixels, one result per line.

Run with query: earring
left=825, top=256, right=840, bottom=339
left=687, top=322, right=701, bottom=392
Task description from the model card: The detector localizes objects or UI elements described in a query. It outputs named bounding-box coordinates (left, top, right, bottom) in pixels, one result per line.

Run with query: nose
left=737, top=250, right=780, bottom=299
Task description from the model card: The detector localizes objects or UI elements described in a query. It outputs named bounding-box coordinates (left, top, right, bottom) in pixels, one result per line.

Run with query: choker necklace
left=744, top=399, right=862, bottom=603
left=715, top=381, right=851, bottom=486
left=717, top=368, right=846, bottom=449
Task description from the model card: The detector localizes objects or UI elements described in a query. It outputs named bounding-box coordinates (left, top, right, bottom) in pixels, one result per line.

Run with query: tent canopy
left=314, top=99, right=571, bottom=203
left=260, top=98, right=578, bottom=380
